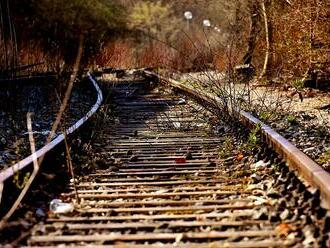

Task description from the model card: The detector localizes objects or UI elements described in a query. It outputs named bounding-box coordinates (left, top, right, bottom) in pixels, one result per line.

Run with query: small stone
left=251, top=160, right=268, bottom=170
left=322, top=163, right=330, bottom=170
left=109, top=166, right=119, bottom=172
left=297, top=183, right=305, bottom=193
left=42, top=173, right=56, bottom=180
left=95, top=158, right=108, bottom=169
left=294, top=207, right=304, bottom=216
left=208, top=161, right=216, bottom=167
left=69, top=178, right=78, bottom=184
left=276, top=185, right=287, bottom=195
left=251, top=173, right=261, bottom=183
left=303, top=226, right=317, bottom=246
left=223, top=156, right=235, bottom=165
left=49, top=199, right=74, bottom=214
left=303, top=147, right=315, bottom=153
left=267, top=189, right=281, bottom=199
left=242, top=157, right=249, bottom=163
left=323, top=216, right=330, bottom=233
left=280, top=209, right=290, bottom=220
left=269, top=213, right=280, bottom=222
left=6, top=129, right=13, bottom=135
left=36, top=208, right=46, bottom=218
left=214, top=125, right=225, bottom=134
left=253, top=207, right=268, bottom=220
left=173, top=122, right=181, bottom=129
left=310, top=197, right=321, bottom=209
left=287, top=183, right=295, bottom=191
left=129, top=155, right=139, bottom=162
left=178, top=98, right=186, bottom=105
left=315, top=207, right=327, bottom=219
left=185, top=152, right=193, bottom=160
left=300, top=215, right=308, bottom=224
left=278, top=199, right=287, bottom=209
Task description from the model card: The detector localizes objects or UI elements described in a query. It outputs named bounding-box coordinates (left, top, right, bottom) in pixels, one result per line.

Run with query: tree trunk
left=242, top=1, right=261, bottom=65
left=62, top=33, right=84, bottom=74
left=59, top=33, right=84, bottom=93
left=260, top=0, right=274, bottom=79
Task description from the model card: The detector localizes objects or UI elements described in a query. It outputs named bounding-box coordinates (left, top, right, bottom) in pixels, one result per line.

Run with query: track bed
left=26, top=78, right=329, bottom=247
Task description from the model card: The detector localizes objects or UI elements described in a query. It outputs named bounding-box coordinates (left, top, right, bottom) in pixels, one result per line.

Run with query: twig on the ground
left=63, top=130, right=80, bottom=203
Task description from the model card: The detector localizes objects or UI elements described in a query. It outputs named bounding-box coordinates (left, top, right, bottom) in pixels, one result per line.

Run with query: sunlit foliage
left=128, top=1, right=183, bottom=44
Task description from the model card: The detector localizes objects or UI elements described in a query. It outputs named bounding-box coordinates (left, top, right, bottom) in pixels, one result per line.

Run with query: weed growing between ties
left=218, top=136, right=234, bottom=159
left=286, top=114, right=298, bottom=125
left=70, top=83, right=117, bottom=175
left=70, top=106, right=114, bottom=175
left=316, top=149, right=330, bottom=171
left=12, top=171, right=31, bottom=190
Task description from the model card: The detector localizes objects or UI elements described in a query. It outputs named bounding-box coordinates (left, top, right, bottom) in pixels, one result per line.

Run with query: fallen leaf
left=175, top=158, right=186, bottom=164
left=276, top=223, right=294, bottom=236
left=175, top=233, right=183, bottom=243
left=236, top=153, right=244, bottom=161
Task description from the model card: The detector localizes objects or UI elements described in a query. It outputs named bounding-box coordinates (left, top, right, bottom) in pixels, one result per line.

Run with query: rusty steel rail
left=0, top=72, right=103, bottom=185
left=145, top=70, right=330, bottom=208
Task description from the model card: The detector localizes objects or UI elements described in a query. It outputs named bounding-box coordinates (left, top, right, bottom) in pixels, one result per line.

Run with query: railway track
left=20, top=73, right=329, bottom=247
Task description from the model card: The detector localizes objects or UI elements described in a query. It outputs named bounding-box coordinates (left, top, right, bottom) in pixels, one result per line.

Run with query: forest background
left=0, top=0, right=329, bottom=84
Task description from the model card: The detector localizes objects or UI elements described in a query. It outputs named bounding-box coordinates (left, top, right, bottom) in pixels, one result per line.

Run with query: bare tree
left=260, top=0, right=274, bottom=79
left=242, top=0, right=261, bottom=66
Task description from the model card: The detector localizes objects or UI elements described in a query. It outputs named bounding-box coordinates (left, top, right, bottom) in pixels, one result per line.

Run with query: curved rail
left=0, top=72, right=103, bottom=183
left=145, top=70, right=330, bottom=208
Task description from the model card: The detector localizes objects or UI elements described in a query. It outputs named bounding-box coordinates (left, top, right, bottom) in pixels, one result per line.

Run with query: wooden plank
left=47, top=211, right=254, bottom=222
left=124, top=160, right=215, bottom=165
left=114, top=156, right=217, bottom=162
left=108, top=141, right=222, bottom=146
left=104, top=144, right=220, bottom=149
left=76, top=179, right=235, bottom=187
left=25, top=240, right=294, bottom=248
left=30, top=231, right=278, bottom=243
left=44, top=220, right=269, bottom=231
left=75, top=190, right=242, bottom=199
left=82, top=176, right=234, bottom=183
left=107, top=150, right=218, bottom=155
left=90, top=169, right=223, bottom=177
left=116, top=166, right=218, bottom=173
left=109, top=137, right=222, bottom=142
left=75, top=199, right=251, bottom=207
left=113, top=241, right=294, bottom=248
left=76, top=204, right=255, bottom=214
left=125, top=155, right=217, bottom=159
left=117, top=163, right=217, bottom=169
left=68, top=185, right=244, bottom=194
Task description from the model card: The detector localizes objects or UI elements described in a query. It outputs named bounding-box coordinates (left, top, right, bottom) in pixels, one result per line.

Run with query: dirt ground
left=177, top=72, right=330, bottom=170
